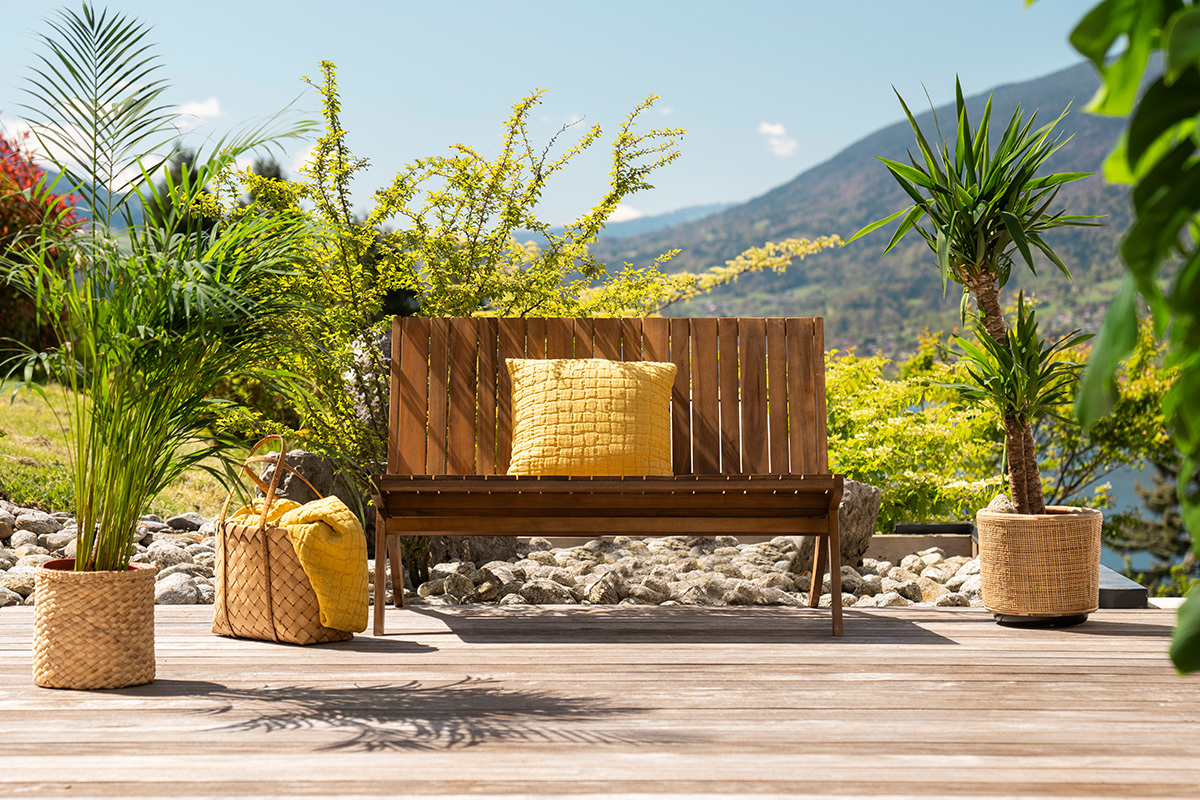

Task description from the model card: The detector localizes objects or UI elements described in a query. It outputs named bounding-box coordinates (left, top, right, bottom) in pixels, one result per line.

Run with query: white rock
left=987, top=494, right=1016, bottom=513
left=15, top=511, right=62, bottom=536
left=874, top=591, right=911, bottom=607
left=154, top=572, right=199, bottom=604
left=9, top=530, right=39, bottom=550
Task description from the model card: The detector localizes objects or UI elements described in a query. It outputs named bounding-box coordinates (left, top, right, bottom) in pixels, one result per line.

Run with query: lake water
left=1098, top=462, right=1159, bottom=573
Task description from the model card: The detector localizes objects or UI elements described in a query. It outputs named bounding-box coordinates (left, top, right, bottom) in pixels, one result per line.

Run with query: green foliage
left=949, top=296, right=1091, bottom=429
left=3, top=3, right=315, bottom=571
left=1054, top=0, right=1200, bottom=672
left=1039, top=320, right=1177, bottom=508
left=825, top=342, right=1005, bottom=532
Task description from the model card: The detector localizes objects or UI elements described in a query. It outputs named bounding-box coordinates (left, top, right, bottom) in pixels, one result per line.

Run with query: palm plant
left=846, top=79, right=1099, bottom=514
left=2, top=3, right=316, bottom=571
left=946, top=296, right=1091, bottom=514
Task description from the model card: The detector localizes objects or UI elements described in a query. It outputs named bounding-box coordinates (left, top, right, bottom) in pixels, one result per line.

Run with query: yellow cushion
left=507, top=358, right=676, bottom=476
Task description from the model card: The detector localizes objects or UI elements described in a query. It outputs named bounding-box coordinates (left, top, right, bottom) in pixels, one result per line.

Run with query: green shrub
left=825, top=339, right=1004, bottom=533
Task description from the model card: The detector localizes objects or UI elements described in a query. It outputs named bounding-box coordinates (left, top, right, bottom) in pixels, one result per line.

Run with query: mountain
left=590, top=62, right=1132, bottom=355
left=601, top=203, right=733, bottom=239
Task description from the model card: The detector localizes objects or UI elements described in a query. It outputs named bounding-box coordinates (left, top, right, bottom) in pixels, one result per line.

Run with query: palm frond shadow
left=123, top=677, right=662, bottom=752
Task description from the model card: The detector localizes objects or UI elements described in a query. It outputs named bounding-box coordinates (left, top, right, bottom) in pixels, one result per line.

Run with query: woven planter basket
left=976, top=506, right=1103, bottom=618
left=212, top=437, right=352, bottom=645
left=32, top=559, right=155, bottom=690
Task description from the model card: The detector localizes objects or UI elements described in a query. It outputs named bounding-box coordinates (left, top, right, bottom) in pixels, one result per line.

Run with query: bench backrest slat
left=390, top=316, right=828, bottom=476
left=739, top=317, right=769, bottom=474
left=669, top=318, right=692, bottom=474
left=765, top=318, right=790, bottom=473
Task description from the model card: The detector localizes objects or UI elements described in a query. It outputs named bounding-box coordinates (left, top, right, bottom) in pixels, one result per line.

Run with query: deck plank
left=0, top=606, right=1196, bottom=799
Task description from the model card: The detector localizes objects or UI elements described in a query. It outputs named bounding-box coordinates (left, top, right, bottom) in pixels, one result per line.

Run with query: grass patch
left=0, top=383, right=241, bottom=517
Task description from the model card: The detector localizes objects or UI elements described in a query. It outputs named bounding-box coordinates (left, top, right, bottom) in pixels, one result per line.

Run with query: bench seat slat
left=384, top=516, right=832, bottom=535
left=375, top=474, right=841, bottom=494
left=382, top=493, right=834, bottom=515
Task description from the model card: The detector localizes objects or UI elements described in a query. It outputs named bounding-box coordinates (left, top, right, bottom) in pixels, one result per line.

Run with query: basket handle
left=218, top=436, right=324, bottom=530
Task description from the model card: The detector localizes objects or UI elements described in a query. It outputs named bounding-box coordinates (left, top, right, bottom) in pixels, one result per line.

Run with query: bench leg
left=389, top=534, right=406, bottom=609
left=828, top=515, right=843, bottom=637
left=373, top=511, right=387, bottom=636
left=808, top=535, right=827, bottom=608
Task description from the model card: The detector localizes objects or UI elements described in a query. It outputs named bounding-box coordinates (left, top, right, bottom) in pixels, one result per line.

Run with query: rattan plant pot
left=976, top=506, right=1102, bottom=621
left=32, top=559, right=156, bottom=689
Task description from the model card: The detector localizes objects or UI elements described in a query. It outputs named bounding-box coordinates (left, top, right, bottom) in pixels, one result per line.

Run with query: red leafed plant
left=0, top=124, right=80, bottom=354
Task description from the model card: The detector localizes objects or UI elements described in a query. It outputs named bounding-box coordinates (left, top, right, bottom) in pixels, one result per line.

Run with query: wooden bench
left=370, top=317, right=846, bottom=636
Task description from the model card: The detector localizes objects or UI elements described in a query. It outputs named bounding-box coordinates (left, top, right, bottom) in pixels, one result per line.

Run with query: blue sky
left=1, top=0, right=1099, bottom=224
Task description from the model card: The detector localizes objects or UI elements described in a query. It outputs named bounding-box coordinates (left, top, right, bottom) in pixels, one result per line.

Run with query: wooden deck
left=1, top=605, right=1198, bottom=798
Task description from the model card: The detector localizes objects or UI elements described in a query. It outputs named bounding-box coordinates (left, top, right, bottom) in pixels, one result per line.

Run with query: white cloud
left=565, top=112, right=584, bottom=126
left=757, top=121, right=798, bottom=157
left=176, top=97, right=223, bottom=129
left=659, top=106, right=674, bottom=116
left=608, top=203, right=643, bottom=223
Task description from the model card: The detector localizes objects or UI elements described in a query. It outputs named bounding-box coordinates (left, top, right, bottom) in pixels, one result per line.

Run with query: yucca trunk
left=1003, top=413, right=1046, bottom=515
left=972, top=276, right=1008, bottom=347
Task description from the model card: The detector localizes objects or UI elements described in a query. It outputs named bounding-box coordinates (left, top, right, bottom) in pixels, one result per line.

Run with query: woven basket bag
left=32, top=559, right=156, bottom=689
left=976, top=506, right=1103, bottom=618
left=212, top=437, right=352, bottom=645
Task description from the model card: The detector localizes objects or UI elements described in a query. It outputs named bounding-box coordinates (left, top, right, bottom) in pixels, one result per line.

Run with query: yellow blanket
left=228, top=496, right=368, bottom=633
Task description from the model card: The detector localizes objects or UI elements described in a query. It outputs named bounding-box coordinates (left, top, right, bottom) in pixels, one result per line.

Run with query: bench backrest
left=388, top=317, right=829, bottom=476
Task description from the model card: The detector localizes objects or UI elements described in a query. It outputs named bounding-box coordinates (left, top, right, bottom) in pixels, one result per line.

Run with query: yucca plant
left=1, top=3, right=316, bottom=571
left=845, top=78, right=1099, bottom=344
left=945, top=296, right=1091, bottom=515
left=845, top=78, right=1099, bottom=513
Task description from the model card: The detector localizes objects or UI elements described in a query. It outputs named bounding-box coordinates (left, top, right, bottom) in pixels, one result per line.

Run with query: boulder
left=0, top=587, right=23, bottom=607
left=520, top=579, right=575, bottom=604
left=874, top=591, right=912, bottom=607
left=166, top=512, right=207, bottom=532
left=917, top=576, right=949, bottom=602
left=154, top=573, right=199, bottom=604
left=0, top=571, right=37, bottom=597
left=39, top=531, right=76, bottom=552
left=15, top=511, right=62, bottom=536
left=440, top=573, right=475, bottom=600
left=9, top=530, right=39, bottom=550
left=0, top=509, right=15, bottom=540
left=793, top=479, right=882, bottom=570
left=934, top=592, right=970, bottom=607
left=427, top=535, right=519, bottom=568
left=881, top=577, right=923, bottom=603
left=146, top=543, right=192, bottom=570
